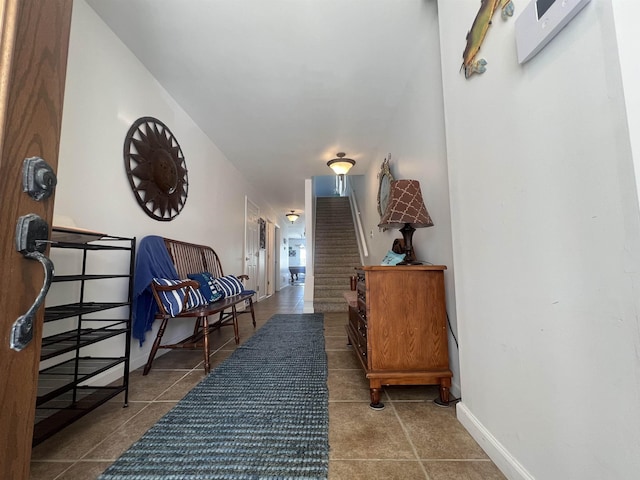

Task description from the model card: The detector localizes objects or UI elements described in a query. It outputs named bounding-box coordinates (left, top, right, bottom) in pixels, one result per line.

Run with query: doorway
left=244, top=197, right=260, bottom=296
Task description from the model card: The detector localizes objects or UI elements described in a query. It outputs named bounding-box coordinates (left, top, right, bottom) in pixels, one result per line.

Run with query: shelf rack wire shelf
left=33, top=229, right=135, bottom=446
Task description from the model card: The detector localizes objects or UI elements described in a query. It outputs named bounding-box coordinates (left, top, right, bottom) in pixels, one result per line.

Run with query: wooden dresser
left=346, top=265, right=452, bottom=408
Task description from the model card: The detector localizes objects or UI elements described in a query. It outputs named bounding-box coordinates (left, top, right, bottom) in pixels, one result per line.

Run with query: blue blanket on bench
left=132, top=236, right=178, bottom=346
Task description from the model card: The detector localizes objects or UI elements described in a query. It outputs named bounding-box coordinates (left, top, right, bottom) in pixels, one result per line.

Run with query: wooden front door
left=0, top=0, right=72, bottom=478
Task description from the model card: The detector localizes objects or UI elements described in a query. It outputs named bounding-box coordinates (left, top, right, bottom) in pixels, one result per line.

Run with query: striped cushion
left=214, top=275, right=245, bottom=297
left=153, top=278, right=207, bottom=316
left=187, top=272, right=224, bottom=303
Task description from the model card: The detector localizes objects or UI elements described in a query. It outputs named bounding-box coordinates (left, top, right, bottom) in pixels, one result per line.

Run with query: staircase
left=314, top=197, right=361, bottom=312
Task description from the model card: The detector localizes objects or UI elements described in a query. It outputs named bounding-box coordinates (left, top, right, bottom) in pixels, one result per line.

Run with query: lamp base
left=397, top=259, right=423, bottom=266
left=396, top=223, right=422, bottom=265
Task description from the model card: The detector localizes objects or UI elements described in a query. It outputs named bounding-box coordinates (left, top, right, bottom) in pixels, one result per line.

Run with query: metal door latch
left=10, top=214, right=54, bottom=351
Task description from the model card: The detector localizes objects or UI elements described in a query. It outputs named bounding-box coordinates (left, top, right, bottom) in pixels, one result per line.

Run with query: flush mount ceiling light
left=286, top=211, right=300, bottom=223
left=327, top=152, right=355, bottom=175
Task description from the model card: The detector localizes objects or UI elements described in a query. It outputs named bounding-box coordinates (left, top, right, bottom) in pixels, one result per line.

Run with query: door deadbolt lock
left=23, top=156, right=57, bottom=201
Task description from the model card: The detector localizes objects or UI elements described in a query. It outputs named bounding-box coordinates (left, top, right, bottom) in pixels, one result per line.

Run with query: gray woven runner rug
left=100, top=313, right=328, bottom=480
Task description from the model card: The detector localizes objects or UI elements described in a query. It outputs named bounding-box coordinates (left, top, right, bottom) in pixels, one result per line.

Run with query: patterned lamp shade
left=378, top=180, right=434, bottom=229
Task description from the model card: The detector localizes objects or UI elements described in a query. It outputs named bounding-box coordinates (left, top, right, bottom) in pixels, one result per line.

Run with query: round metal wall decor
left=123, top=116, right=188, bottom=221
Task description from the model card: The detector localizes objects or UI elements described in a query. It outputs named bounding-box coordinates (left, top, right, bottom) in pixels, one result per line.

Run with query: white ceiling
left=85, top=0, right=433, bottom=224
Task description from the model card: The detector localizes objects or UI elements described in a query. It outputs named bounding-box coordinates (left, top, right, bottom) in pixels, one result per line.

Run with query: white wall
left=314, top=175, right=340, bottom=197
left=438, top=0, right=640, bottom=478
left=355, top=0, right=460, bottom=395
left=52, top=2, right=640, bottom=477
left=52, top=0, right=278, bottom=374
left=612, top=1, right=640, bottom=205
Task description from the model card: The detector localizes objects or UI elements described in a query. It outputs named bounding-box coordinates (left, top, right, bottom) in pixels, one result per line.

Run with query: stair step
left=315, top=242, right=357, bottom=248
left=314, top=270, right=356, bottom=278
left=314, top=263, right=359, bottom=270
left=313, top=295, right=348, bottom=310
left=315, top=230, right=356, bottom=236
left=315, top=277, right=357, bottom=287
left=315, top=252, right=359, bottom=258
left=314, top=256, right=360, bottom=264
left=315, top=226, right=354, bottom=231
left=316, top=251, right=358, bottom=256
left=316, top=241, right=358, bottom=246
left=314, top=266, right=359, bottom=274
left=317, top=244, right=358, bottom=248
left=315, top=236, right=358, bottom=242
left=314, top=196, right=359, bottom=314
left=315, top=244, right=358, bottom=249
left=313, top=301, right=348, bottom=313
left=315, top=271, right=358, bottom=277
left=314, top=288, right=351, bottom=296
left=314, top=262, right=359, bottom=267
left=316, top=198, right=350, bottom=203
left=314, top=289, right=352, bottom=298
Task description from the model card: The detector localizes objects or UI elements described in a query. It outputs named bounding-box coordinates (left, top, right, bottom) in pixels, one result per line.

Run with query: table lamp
left=377, top=179, right=433, bottom=265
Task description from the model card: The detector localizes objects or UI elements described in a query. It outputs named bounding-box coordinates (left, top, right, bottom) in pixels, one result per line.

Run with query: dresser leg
left=434, top=379, right=452, bottom=407
left=369, top=388, right=385, bottom=410
left=439, top=384, right=450, bottom=404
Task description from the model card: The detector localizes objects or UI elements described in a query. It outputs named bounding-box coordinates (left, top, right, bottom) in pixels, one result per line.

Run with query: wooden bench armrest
left=151, top=279, right=201, bottom=315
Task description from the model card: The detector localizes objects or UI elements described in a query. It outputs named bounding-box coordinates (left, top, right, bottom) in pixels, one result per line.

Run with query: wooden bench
left=142, top=237, right=256, bottom=375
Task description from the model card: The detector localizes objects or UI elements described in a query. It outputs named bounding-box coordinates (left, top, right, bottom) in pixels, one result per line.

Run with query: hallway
left=30, top=286, right=504, bottom=480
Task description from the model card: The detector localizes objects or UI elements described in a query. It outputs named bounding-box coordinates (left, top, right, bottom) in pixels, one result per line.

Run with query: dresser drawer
left=356, top=313, right=367, bottom=339
left=346, top=265, right=452, bottom=407
left=354, top=328, right=367, bottom=363
left=346, top=322, right=367, bottom=364
left=354, top=340, right=367, bottom=363
left=357, top=299, right=366, bottom=319
left=356, top=287, right=366, bottom=317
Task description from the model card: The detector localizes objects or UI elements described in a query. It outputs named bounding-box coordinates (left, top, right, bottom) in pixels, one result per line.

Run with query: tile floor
left=30, top=285, right=505, bottom=480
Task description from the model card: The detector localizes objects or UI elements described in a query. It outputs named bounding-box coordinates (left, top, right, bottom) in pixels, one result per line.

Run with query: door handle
left=10, top=214, right=54, bottom=351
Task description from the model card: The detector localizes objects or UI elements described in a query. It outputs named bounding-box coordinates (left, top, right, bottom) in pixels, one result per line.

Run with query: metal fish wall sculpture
left=462, top=0, right=515, bottom=78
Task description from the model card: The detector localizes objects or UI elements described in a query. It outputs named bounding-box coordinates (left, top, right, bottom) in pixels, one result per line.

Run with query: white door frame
left=273, top=225, right=281, bottom=292
left=244, top=197, right=260, bottom=296
left=266, top=220, right=276, bottom=296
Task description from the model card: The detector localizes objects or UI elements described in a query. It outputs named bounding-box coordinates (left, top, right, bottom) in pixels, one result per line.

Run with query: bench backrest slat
left=163, top=237, right=225, bottom=278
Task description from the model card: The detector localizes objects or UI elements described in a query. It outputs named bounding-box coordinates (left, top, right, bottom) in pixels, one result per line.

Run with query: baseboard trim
left=450, top=380, right=461, bottom=400
left=456, top=402, right=535, bottom=480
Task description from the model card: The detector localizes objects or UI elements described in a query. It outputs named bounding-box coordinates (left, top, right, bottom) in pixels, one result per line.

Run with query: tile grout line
left=387, top=393, right=433, bottom=480
left=34, top=292, right=499, bottom=479
left=72, top=336, right=240, bottom=468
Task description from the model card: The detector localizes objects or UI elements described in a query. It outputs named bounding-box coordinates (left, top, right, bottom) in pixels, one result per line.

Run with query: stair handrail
left=346, top=177, right=369, bottom=261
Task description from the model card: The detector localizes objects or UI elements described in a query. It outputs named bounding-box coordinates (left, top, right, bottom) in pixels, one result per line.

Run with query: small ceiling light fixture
left=327, top=152, right=356, bottom=175
left=286, top=211, right=300, bottom=223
